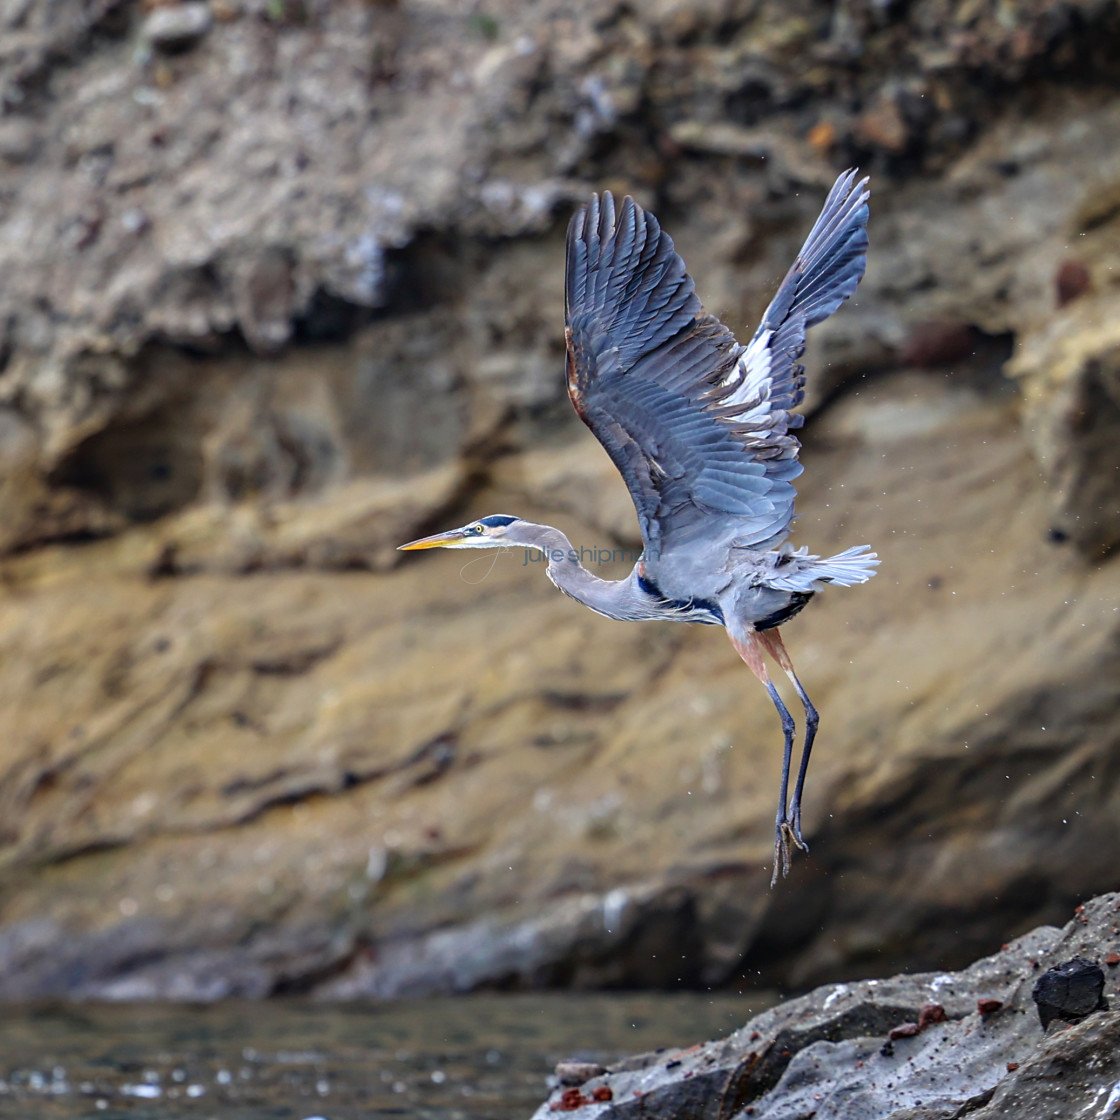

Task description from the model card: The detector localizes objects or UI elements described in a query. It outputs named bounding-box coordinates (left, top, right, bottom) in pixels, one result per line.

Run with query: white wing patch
left=715, top=328, right=779, bottom=438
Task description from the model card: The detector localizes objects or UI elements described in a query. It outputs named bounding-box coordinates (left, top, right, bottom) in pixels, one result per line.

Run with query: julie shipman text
left=522, top=546, right=652, bottom=566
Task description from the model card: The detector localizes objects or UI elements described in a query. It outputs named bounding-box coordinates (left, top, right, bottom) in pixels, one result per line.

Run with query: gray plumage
left=401, top=172, right=878, bottom=883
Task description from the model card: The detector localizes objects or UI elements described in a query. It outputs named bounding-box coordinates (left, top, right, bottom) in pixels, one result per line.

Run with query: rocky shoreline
left=531, top=893, right=1120, bottom=1120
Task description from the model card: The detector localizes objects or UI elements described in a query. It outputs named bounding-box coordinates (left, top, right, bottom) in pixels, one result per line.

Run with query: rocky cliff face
left=1, top=0, right=1119, bottom=999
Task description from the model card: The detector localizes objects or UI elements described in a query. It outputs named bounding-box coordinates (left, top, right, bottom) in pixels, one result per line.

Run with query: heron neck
left=528, top=525, right=638, bottom=621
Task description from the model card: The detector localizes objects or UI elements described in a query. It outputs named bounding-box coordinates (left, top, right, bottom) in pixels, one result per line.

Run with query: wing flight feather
left=564, top=172, right=869, bottom=566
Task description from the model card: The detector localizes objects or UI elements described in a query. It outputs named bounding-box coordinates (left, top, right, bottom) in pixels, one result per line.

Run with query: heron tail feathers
left=763, top=543, right=879, bottom=591
left=809, top=544, right=879, bottom=587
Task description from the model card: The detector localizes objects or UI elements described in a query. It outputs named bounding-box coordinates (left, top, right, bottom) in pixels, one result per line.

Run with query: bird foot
left=770, top=818, right=810, bottom=887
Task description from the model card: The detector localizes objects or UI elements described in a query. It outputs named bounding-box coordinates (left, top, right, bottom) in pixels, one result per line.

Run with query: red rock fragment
left=1105, top=953, right=1120, bottom=967
left=900, top=320, right=978, bottom=368
left=977, top=998, right=1003, bottom=1015
left=550, top=1088, right=588, bottom=1111
left=591, top=1087, right=612, bottom=1102
left=1056, top=259, right=1091, bottom=307
left=1007, top=1061, right=1019, bottom=1072
left=888, top=1003, right=947, bottom=1042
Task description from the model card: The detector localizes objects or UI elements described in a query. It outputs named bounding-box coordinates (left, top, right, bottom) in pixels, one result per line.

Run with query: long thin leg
left=759, top=629, right=818, bottom=851
left=727, top=628, right=798, bottom=886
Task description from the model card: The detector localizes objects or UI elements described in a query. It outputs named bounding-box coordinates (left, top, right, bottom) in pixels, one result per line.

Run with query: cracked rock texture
left=530, top=893, right=1120, bottom=1120
left=1, top=0, right=1120, bottom=999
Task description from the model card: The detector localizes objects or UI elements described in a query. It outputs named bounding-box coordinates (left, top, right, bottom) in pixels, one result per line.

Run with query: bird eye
left=472, top=524, right=485, bottom=534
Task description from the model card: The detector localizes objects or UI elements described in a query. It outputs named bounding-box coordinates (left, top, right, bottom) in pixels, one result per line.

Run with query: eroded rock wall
left=1, top=0, right=1119, bottom=998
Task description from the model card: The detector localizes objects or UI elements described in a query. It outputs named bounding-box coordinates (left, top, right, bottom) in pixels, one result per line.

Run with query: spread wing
left=564, top=171, right=869, bottom=570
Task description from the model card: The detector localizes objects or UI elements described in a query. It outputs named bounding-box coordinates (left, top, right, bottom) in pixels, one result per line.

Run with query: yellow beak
left=397, top=529, right=467, bottom=551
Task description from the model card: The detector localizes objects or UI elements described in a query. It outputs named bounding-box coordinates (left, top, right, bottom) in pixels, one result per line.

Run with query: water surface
left=0, top=992, right=776, bottom=1119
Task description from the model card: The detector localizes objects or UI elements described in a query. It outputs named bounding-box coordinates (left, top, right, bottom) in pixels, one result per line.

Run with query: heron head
left=398, top=514, right=524, bottom=552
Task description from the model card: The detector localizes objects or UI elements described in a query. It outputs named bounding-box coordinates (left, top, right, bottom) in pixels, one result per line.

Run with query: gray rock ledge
left=531, top=893, right=1120, bottom=1120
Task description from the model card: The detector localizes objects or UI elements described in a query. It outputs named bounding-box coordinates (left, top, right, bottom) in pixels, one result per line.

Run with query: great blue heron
left=400, top=171, right=878, bottom=883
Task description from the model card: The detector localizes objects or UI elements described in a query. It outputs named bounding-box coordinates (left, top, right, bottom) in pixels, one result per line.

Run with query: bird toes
left=770, top=834, right=784, bottom=888
left=789, top=813, right=810, bottom=854
left=771, top=822, right=794, bottom=886
left=771, top=819, right=810, bottom=885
